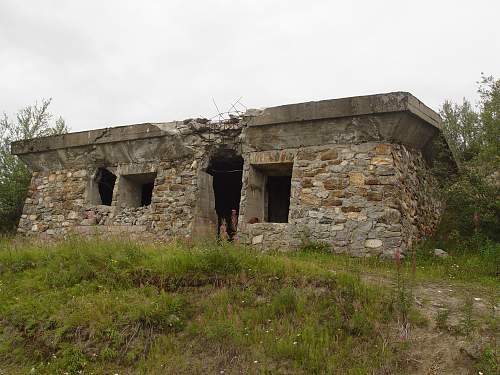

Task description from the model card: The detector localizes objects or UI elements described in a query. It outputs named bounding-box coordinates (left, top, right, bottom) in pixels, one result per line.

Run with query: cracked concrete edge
left=246, top=92, right=441, bottom=128
left=11, top=92, right=441, bottom=156
left=11, top=121, right=181, bottom=155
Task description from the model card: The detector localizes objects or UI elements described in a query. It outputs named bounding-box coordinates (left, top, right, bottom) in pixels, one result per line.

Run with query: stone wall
left=16, top=135, right=442, bottom=259
left=393, top=144, right=443, bottom=250
left=17, top=158, right=197, bottom=238
left=17, top=121, right=242, bottom=240
left=237, top=142, right=441, bottom=257
left=12, top=93, right=451, bottom=257
left=18, top=169, right=88, bottom=236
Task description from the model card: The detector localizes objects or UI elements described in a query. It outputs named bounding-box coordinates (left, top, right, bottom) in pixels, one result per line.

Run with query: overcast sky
left=1, top=0, right=499, bottom=132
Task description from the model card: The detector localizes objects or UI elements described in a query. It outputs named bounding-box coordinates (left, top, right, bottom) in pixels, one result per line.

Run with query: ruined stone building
left=11, top=92, right=453, bottom=257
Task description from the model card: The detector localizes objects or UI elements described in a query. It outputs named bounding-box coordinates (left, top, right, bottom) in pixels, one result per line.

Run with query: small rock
left=460, top=342, right=482, bottom=360
left=349, top=172, right=364, bottom=186
left=382, top=208, right=401, bottom=224
left=81, top=218, right=97, bottom=226
left=370, top=155, right=393, bottom=165
left=365, top=239, right=383, bottom=248
left=434, top=248, right=449, bottom=258
left=319, top=149, right=338, bottom=161
left=252, top=234, right=263, bottom=245
left=319, top=217, right=333, bottom=224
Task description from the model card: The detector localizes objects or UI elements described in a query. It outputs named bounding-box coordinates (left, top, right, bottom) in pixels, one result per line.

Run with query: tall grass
left=288, top=238, right=499, bottom=287
left=0, top=236, right=407, bottom=374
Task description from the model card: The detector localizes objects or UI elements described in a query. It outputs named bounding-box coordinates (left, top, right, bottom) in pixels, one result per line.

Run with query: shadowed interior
left=96, top=168, right=116, bottom=206
left=267, top=175, right=291, bottom=223
left=207, top=150, right=243, bottom=239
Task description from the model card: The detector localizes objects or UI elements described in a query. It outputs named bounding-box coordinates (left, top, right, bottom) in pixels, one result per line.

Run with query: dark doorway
left=267, top=176, right=291, bottom=223
left=141, top=182, right=154, bottom=206
left=97, top=168, right=116, bottom=206
left=207, top=150, right=243, bottom=240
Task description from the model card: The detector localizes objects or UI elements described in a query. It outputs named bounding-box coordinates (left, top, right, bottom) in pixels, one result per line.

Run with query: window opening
left=141, top=182, right=154, bottom=206
left=117, top=172, right=157, bottom=208
left=266, top=175, right=292, bottom=223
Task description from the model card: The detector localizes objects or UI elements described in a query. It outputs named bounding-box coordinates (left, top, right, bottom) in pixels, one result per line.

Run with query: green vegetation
left=0, top=99, right=68, bottom=233
left=0, top=76, right=497, bottom=373
left=1, top=237, right=497, bottom=374
left=436, top=74, right=499, bottom=243
left=292, top=238, right=499, bottom=287
left=0, top=237, right=415, bottom=375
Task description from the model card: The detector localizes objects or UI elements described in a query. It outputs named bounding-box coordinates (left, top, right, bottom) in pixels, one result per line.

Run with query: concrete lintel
left=247, top=150, right=295, bottom=165
left=246, top=92, right=441, bottom=129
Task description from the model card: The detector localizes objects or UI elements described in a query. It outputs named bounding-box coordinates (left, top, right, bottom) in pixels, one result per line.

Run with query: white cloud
left=1, top=0, right=498, bottom=131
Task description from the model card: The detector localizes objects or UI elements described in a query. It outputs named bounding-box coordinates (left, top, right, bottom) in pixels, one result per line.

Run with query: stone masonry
left=11, top=92, right=453, bottom=257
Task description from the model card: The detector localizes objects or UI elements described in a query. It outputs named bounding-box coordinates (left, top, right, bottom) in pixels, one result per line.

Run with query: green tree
left=0, top=99, right=68, bottom=232
left=440, top=98, right=480, bottom=164
left=438, top=75, right=500, bottom=243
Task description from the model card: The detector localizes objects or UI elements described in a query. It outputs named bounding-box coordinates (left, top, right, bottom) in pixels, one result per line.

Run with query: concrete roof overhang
left=11, top=92, right=451, bottom=171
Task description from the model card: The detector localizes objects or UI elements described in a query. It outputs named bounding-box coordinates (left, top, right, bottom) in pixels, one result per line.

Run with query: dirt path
left=363, top=275, right=498, bottom=374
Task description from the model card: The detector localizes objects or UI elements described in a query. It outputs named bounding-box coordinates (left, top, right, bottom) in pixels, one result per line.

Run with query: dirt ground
left=366, top=275, right=498, bottom=375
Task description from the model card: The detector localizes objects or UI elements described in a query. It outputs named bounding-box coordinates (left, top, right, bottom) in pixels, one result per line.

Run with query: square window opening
left=266, top=175, right=292, bottom=223
left=245, top=162, right=293, bottom=224
left=117, top=172, right=157, bottom=208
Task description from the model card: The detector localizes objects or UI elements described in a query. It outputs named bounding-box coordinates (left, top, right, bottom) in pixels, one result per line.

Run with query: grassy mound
left=0, top=237, right=409, bottom=374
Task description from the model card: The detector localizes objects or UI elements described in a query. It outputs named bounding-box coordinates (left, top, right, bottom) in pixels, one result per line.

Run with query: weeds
left=476, top=344, right=498, bottom=374
left=0, top=237, right=404, bottom=374
left=436, top=308, right=450, bottom=330
left=392, top=249, right=412, bottom=340
left=0, top=236, right=496, bottom=374
left=460, top=295, right=475, bottom=336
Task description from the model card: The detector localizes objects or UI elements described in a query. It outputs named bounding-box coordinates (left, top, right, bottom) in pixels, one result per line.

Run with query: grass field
left=0, top=236, right=497, bottom=374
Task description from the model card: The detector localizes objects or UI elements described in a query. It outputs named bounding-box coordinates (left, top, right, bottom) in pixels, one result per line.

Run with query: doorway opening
left=96, top=168, right=116, bottom=206
left=207, top=150, right=243, bottom=240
